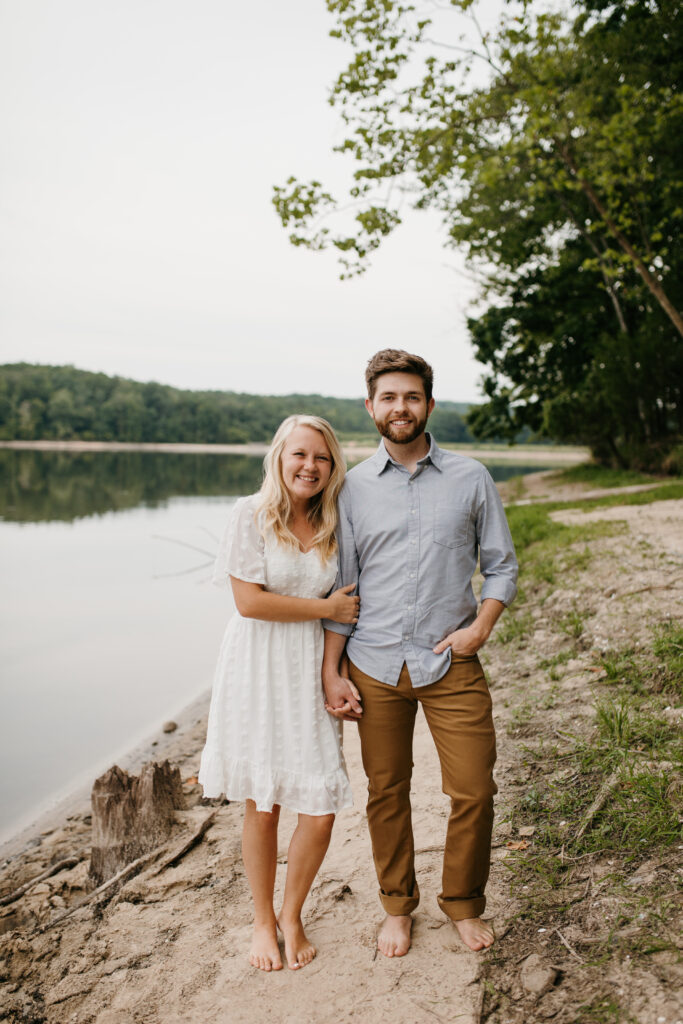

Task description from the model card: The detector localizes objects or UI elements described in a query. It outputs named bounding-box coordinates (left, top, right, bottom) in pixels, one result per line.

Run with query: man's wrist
left=470, top=619, right=492, bottom=644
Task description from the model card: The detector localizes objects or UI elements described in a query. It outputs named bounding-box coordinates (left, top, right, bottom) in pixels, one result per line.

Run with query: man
left=322, top=349, right=518, bottom=958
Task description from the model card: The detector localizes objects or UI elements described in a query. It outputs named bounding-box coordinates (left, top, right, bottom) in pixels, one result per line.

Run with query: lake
left=0, top=448, right=550, bottom=842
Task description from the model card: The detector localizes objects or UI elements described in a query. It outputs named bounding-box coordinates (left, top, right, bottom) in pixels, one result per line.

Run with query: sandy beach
left=1, top=473, right=680, bottom=1023
left=0, top=439, right=589, bottom=464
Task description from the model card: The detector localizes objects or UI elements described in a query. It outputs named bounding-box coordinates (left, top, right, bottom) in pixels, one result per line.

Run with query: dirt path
left=1, top=490, right=681, bottom=1023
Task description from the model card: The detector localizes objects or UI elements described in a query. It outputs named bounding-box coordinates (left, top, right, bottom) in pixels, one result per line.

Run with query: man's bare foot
left=454, top=917, right=494, bottom=951
left=377, top=914, right=412, bottom=958
left=249, top=921, right=283, bottom=972
left=277, top=915, right=316, bottom=970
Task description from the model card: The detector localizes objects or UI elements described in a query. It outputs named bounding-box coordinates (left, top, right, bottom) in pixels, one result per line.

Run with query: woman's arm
left=230, top=577, right=359, bottom=624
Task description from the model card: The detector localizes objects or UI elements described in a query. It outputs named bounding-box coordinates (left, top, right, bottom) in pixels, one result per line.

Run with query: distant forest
left=0, top=364, right=476, bottom=444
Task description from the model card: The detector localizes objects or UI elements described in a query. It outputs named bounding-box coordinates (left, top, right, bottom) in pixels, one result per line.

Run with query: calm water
left=0, top=449, right=546, bottom=841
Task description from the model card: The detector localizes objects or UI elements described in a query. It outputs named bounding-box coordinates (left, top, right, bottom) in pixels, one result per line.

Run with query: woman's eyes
left=291, top=451, right=329, bottom=460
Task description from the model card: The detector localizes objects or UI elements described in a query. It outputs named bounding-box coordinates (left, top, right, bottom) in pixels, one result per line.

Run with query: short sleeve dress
left=198, top=495, right=353, bottom=815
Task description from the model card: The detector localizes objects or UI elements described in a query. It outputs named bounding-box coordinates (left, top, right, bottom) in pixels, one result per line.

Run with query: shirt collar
left=372, top=433, right=444, bottom=474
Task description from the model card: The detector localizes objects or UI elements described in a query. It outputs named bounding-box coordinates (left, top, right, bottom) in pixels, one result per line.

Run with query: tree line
left=273, top=0, right=682, bottom=472
left=0, top=363, right=475, bottom=444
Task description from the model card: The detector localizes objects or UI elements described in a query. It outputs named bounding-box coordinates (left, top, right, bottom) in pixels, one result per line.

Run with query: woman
left=198, top=415, right=358, bottom=973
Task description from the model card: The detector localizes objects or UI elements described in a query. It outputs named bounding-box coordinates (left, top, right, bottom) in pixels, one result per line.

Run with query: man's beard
left=375, top=413, right=428, bottom=445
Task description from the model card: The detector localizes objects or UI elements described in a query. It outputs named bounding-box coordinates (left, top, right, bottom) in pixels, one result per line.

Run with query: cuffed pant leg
left=418, top=656, right=497, bottom=922
left=349, top=661, right=420, bottom=917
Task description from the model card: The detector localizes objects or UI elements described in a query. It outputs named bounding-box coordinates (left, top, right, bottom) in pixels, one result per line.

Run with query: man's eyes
left=380, top=395, right=422, bottom=401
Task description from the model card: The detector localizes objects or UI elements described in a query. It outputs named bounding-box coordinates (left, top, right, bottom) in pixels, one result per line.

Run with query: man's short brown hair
left=365, top=349, right=434, bottom=402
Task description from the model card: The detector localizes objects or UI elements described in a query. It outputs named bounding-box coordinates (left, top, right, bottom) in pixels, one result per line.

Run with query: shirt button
left=409, top=572, right=416, bottom=578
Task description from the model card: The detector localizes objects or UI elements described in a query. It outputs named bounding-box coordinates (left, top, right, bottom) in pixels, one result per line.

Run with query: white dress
left=198, top=495, right=353, bottom=815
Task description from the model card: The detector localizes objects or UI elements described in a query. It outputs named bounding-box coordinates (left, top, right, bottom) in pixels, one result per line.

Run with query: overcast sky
left=0, top=0, right=500, bottom=403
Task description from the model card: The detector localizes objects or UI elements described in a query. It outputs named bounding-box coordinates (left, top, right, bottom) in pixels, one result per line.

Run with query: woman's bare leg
left=277, top=813, right=335, bottom=969
left=242, top=800, right=283, bottom=971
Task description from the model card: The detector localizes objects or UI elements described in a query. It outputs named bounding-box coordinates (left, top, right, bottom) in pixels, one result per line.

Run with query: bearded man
left=322, top=349, right=518, bottom=957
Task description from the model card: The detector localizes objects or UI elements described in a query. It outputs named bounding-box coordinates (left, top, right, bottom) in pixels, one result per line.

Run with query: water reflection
left=0, top=450, right=265, bottom=523
left=0, top=449, right=551, bottom=524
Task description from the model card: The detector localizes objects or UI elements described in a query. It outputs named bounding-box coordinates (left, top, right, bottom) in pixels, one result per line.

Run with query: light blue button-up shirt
left=323, top=435, right=518, bottom=687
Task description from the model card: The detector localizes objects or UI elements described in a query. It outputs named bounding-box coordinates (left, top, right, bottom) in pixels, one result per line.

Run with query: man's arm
left=322, top=489, right=363, bottom=719
left=433, top=469, right=517, bottom=657
left=322, top=629, right=363, bottom=720
left=432, top=598, right=505, bottom=656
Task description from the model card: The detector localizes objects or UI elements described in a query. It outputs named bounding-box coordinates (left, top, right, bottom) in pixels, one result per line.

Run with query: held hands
left=323, top=671, right=363, bottom=721
left=326, top=584, right=360, bottom=625
left=433, top=623, right=488, bottom=657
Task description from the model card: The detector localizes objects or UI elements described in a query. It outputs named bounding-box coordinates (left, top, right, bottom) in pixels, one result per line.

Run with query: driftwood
left=0, top=856, right=82, bottom=907
left=553, top=927, right=585, bottom=963
left=151, top=809, right=218, bottom=875
left=39, top=808, right=219, bottom=934
left=574, top=770, right=620, bottom=843
left=38, top=845, right=166, bottom=933
left=90, top=761, right=185, bottom=886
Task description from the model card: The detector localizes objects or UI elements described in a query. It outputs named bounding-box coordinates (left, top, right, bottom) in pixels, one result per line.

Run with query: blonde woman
left=199, top=415, right=358, bottom=973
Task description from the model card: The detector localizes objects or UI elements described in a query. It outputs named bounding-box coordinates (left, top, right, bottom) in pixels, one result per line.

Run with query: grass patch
left=501, top=623, right=682, bottom=974
left=495, top=610, right=534, bottom=646
left=556, top=464, right=657, bottom=488
left=600, top=621, right=683, bottom=699
left=577, top=479, right=683, bottom=511
left=575, top=995, right=635, bottom=1024
left=541, top=648, right=577, bottom=681
left=560, top=606, right=586, bottom=639
left=506, top=505, right=626, bottom=585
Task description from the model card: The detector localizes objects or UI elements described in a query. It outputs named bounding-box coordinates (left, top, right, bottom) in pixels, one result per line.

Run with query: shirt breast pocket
left=433, top=502, right=472, bottom=549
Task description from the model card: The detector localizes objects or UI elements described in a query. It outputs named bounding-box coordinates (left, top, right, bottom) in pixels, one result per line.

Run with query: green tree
left=273, top=0, right=683, bottom=466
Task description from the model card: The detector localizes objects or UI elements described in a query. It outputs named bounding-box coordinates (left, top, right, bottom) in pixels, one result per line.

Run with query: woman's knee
left=299, top=812, right=335, bottom=840
left=244, top=800, right=281, bottom=830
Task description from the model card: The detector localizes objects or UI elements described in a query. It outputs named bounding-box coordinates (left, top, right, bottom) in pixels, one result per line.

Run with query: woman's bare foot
left=277, top=916, right=316, bottom=970
left=454, top=917, right=494, bottom=951
left=249, top=921, right=283, bottom=971
left=377, top=914, right=412, bottom=957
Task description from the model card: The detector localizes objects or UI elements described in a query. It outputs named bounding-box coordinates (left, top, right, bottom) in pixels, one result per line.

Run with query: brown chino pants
left=348, top=657, right=497, bottom=922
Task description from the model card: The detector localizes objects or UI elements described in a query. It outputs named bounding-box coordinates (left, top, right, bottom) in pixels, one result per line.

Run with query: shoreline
left=0, top=438, right=588, bottom=464
left=0, top=689, right=212, bottom=864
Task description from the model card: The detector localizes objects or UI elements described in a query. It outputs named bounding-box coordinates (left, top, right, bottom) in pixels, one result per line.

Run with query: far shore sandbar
left=0, top=439, right=588, bottom=464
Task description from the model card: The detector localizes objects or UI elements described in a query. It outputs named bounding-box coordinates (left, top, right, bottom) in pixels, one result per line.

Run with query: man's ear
left=427, top=397, right=435, bottom=417
left=365, top=398, right=375, bottom=420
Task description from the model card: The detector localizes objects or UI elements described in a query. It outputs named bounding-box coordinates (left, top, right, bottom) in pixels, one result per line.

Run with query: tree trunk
left=89, top=761, right=185, bottom=886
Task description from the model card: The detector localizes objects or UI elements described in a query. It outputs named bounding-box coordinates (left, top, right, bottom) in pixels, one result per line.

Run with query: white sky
left=0, top=0, right=499, bottom=403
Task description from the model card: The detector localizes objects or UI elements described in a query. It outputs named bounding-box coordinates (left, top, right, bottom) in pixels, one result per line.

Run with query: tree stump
left=89, top=761, right=185, bottom=886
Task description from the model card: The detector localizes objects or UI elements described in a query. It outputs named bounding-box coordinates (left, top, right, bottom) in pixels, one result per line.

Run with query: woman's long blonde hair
left=258, top=415, right=346, bottom=562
